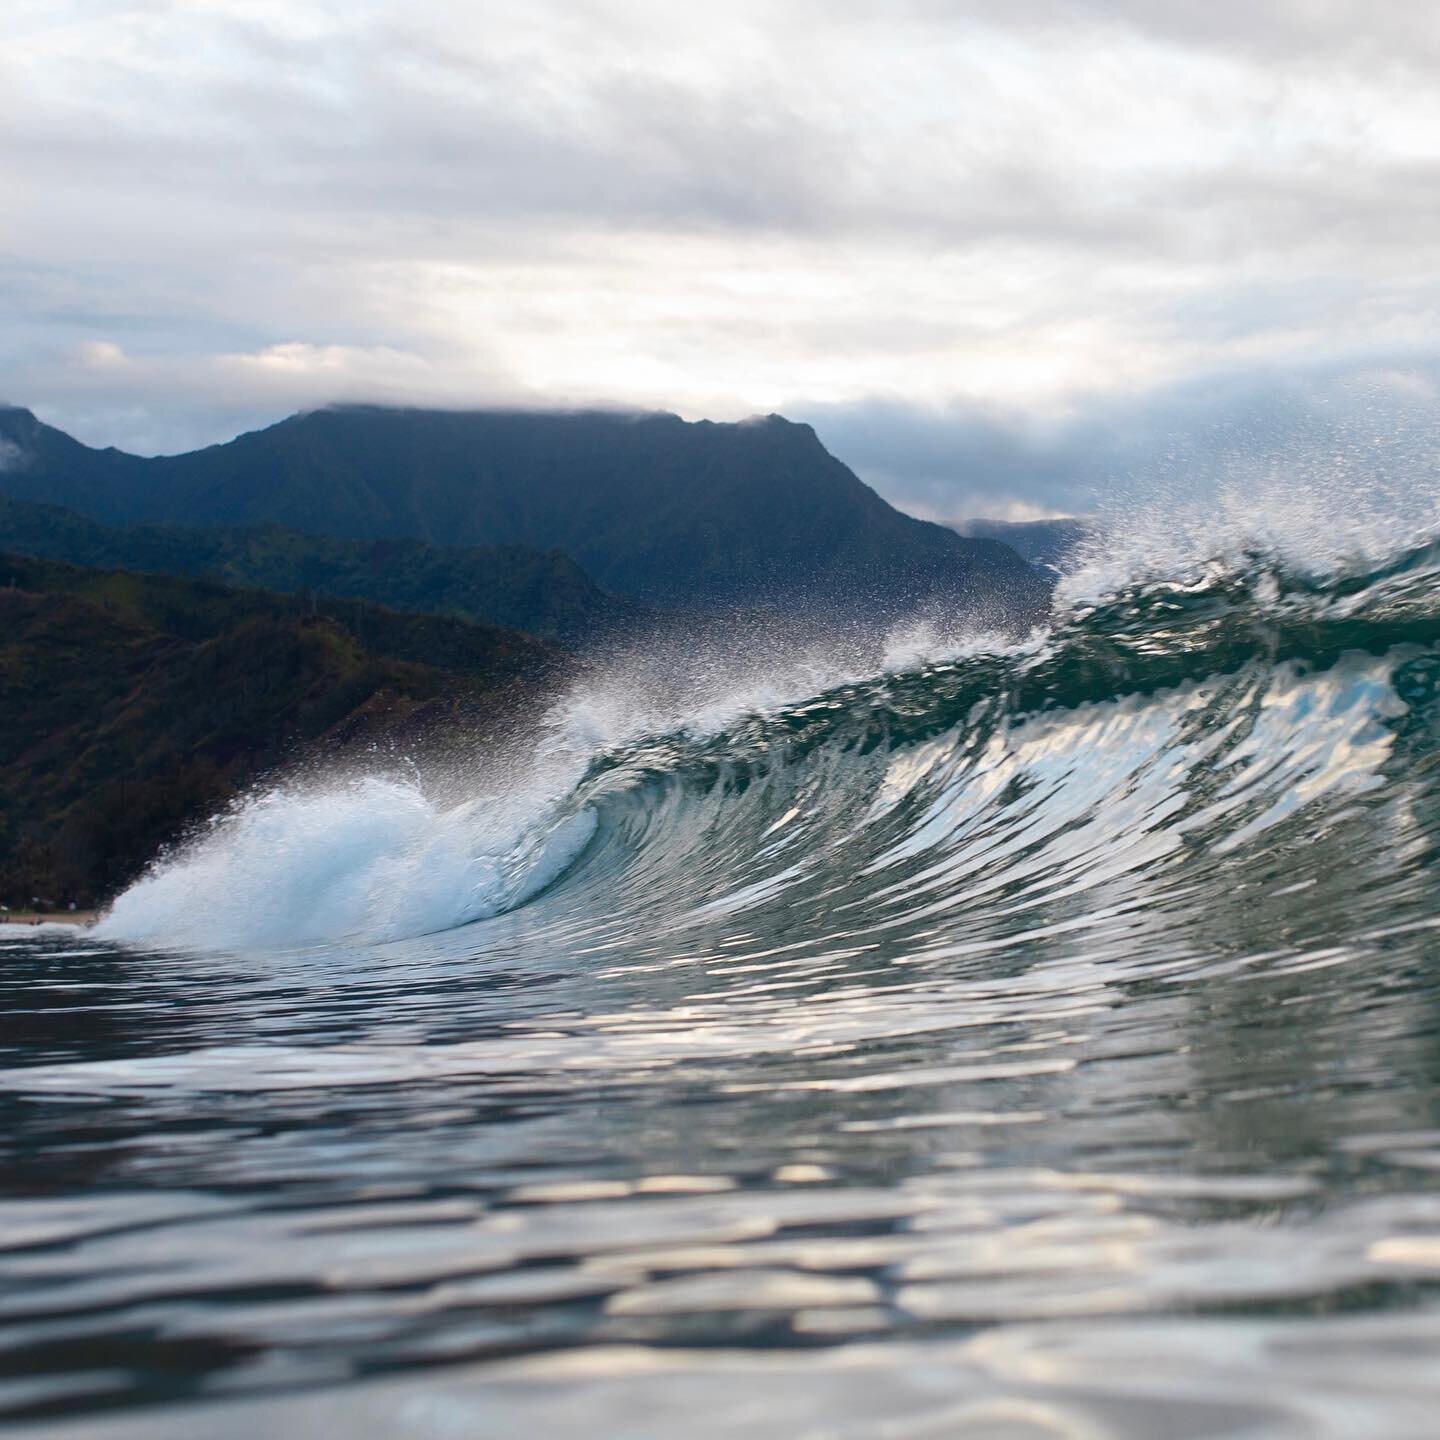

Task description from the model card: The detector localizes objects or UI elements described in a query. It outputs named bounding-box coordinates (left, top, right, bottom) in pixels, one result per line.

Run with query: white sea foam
left=98, top=776, right=596, bottom=951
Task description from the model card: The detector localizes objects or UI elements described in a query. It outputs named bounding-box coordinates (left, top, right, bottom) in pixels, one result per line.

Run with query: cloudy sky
left=4, top=0, right=1439, bottom=518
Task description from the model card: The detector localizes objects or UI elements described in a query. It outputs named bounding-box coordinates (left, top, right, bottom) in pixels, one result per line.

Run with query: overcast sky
left=4, top=0, right=1439, bottom=519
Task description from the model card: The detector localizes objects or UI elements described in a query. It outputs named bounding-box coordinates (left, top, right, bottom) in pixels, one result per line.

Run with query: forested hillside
left=0, top=495, right=643, bottom=645
left=0, top=555, right=563, bottom=907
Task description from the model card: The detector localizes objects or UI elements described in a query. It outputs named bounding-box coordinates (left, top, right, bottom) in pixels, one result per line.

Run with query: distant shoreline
left=0, top=912, right=98, bottom=928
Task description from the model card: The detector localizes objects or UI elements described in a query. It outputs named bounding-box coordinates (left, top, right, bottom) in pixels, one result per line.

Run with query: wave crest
left=98, top=531, right=1440, bottom=953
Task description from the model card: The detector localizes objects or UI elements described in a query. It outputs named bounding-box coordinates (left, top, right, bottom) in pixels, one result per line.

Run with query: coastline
left=0, top=911, right=99, bottom=928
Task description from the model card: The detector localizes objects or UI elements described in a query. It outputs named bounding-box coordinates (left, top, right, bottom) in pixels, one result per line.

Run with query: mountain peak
left=0, top=405, right=1048, bottom=621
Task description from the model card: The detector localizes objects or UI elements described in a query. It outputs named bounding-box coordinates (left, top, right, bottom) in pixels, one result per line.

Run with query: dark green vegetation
left=0, top=494, right=643, bottom=645
left=0, top=554, right=561, bottom=908
left=0, top=405, right=1047, bottom=619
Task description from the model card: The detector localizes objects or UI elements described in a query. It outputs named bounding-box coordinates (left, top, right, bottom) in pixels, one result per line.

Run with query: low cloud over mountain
left=6, top=1, right=1439, bottom=519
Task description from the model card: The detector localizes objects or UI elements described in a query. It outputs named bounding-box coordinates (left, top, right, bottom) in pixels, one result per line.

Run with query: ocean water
left=8, top=520, right=1440, bottom=1435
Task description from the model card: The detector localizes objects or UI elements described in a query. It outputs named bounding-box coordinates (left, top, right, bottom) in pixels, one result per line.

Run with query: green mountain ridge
left=0, top=405, right=1048, bottom=622
left=0, top=494, right=645, bottom=645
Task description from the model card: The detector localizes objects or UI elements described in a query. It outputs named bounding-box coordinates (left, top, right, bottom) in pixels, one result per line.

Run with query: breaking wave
left=98, top=521, right=1440, bottom=967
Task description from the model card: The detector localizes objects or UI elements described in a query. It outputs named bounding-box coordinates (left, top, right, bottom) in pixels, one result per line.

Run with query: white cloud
left=75, top=341, right=126, bottom=368
left=14, top=340, right=529, bottom=455
left=2, top=0, right=1438, bottom=515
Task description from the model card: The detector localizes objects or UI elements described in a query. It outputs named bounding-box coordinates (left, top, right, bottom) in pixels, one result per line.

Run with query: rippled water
left=8, top=538, right=1440, bottom=1437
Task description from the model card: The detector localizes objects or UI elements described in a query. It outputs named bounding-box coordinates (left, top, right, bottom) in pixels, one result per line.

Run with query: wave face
left=12, top=518, right=1440, bottom=1435
left=101, top=530, right=1440, bottom=967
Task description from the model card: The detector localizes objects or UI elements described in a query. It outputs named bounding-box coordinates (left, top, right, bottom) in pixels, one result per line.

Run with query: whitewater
left=9, top=472, right=1440, bottom=1436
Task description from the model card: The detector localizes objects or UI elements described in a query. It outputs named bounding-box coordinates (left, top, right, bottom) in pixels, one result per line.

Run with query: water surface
left=7, top=543, right=1440, bottom=1436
